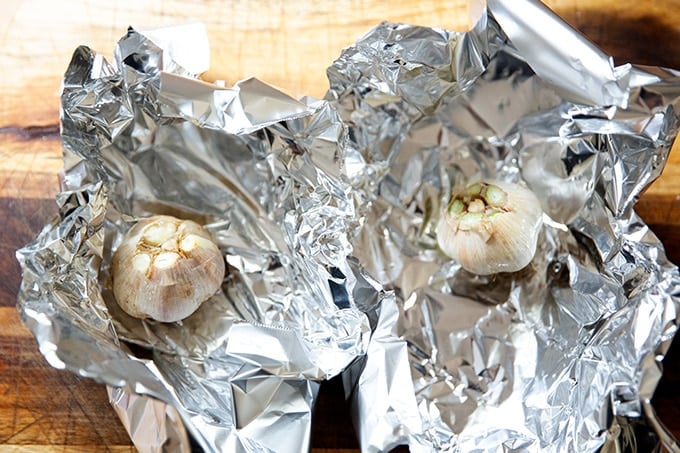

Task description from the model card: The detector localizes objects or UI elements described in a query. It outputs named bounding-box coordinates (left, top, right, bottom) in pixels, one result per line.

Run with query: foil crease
left=107, top=386, right=190, bottom=453
left=17, top=23, right=369, bottom=452
left=15, top=1, right=680, bottom=452
left=326, top=1, right=680, bottom=452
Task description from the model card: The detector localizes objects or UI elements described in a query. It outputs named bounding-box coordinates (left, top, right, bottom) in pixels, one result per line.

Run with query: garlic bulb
left=111, top=215, right=226, bottom=322
left=436, top=180, right=543, bottom=275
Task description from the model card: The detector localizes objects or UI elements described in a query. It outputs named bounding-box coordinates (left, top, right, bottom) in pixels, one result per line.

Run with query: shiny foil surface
left=326, top=0, right=680, bottom=452
left=17, top=23, right=370, bottom=453
left=15, top=0, right=680, bottom=452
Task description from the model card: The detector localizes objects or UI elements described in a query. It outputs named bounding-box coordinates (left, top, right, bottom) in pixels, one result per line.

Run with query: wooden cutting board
left=2, top=1, right=680, bottom=451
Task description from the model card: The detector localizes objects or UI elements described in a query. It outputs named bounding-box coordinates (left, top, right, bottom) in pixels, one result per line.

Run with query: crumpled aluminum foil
left=326, top=0, right=680, bottom=452
left=17, top=22, right=371, bottom=452
left=15, top=0, right=680, bottom=452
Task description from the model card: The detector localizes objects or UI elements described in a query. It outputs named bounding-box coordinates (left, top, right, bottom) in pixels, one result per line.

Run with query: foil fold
left=326, top=1, right=680, bottom=452
left=107, top=386, right=191, bottom=453
left=15, top=0, right=680, bottom=452
left=18, top=24, right=370, bottom=453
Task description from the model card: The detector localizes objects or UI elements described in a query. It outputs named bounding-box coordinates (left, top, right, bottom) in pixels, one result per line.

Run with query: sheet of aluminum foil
left=15, top=0, right=680, bottom=452
left=16, top=23, right=372, bottom=452
left=325, top=0, right=680, bottom=451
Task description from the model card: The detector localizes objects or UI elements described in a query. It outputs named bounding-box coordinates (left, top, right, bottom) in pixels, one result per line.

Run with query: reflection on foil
left=108, top=386, right=190, bottom=453
left=14, top=0, right=680, bottom=452
left=17, top=23, right=370, bottom=453
left=326, top=0, right=680, bottom=451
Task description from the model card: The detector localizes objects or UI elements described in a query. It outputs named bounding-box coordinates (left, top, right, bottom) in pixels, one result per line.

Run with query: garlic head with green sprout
left=111, top=215, right=226, bottom=322
left=436, top=180, right=543, bottom=275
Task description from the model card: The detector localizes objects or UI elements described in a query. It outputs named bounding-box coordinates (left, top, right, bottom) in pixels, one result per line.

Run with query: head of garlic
left=111, top=215, right=226, bottom=323
left=436, top=180, right=543, bottom=275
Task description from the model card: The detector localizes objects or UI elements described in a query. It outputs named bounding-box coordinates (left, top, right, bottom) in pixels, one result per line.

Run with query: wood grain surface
left=2, top=0, right=680, bottom=451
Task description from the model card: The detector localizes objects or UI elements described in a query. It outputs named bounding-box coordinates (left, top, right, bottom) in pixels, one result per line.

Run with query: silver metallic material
left=107, top=386, right=190, bottom=453
left=327, top=1, right=680, bottom=451
left=16, top=1, right=680, bottom=452
left=17, top=23, right=368, bottom=453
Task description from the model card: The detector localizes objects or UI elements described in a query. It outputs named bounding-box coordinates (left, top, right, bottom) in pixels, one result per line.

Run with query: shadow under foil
left=652, top=330, right=680, bottom=445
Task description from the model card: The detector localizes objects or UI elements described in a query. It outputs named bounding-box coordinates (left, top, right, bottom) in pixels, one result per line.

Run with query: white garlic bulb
left=436, top=180, right=543, bottom=275
left=111, top=215, right=226, bottom=322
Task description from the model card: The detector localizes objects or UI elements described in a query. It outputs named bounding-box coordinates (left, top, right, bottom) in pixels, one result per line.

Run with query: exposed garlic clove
left=436, top=180, right=543, bottom=275
left=111, top=215, right=226, bottom=322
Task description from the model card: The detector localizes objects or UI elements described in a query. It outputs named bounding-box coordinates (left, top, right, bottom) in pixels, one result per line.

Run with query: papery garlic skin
left=436, top=180, right=543, bottom=275
left=111, top=215, right=226, bottom=322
